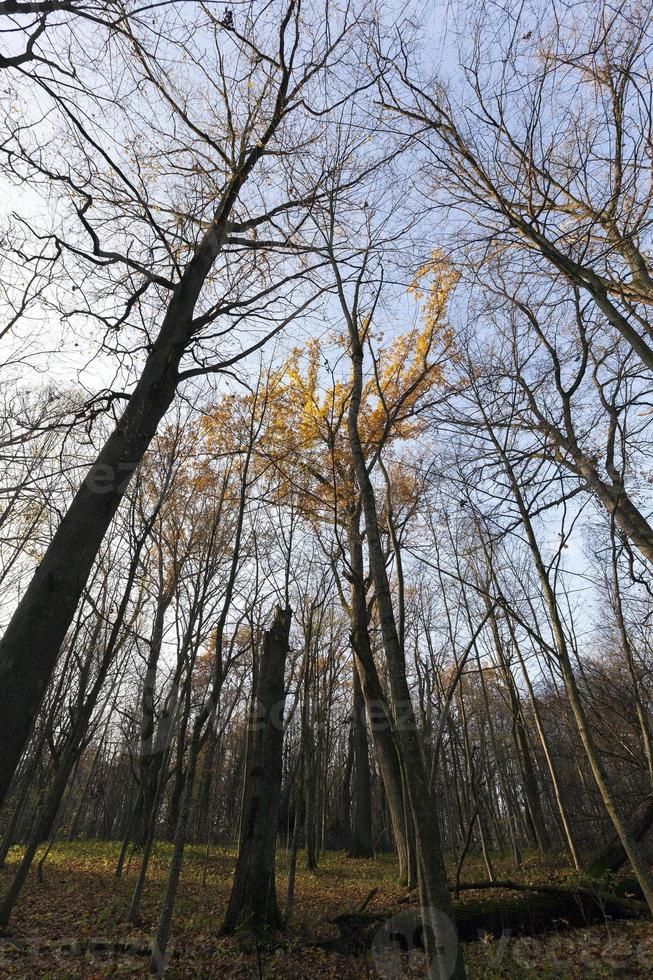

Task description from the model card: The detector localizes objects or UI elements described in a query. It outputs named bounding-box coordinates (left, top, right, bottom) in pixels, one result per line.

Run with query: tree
left=0, top=0, right=377, bottom=807
left=380, top=1, right=653, bottom=372
left=221, top=605, right=292, bottom=935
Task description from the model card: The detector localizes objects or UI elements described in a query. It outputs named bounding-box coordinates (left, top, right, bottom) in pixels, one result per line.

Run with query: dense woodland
left=1, top=1, right=653, bottom=977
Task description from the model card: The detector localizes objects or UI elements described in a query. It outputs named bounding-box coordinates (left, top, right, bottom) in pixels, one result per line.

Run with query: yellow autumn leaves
left=201, top=251, right=457, bottom=522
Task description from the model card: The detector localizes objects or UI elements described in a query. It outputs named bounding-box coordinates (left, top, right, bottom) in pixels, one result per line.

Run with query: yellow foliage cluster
left=407, top=249, right=459, bottom=339
left=202, top=253, right=457, bottom=526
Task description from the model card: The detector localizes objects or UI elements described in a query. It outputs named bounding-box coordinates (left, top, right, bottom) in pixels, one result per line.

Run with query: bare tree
left=0, top=0, right=380, bottom=807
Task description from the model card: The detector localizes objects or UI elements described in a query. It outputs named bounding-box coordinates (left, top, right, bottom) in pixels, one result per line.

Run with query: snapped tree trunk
left=221, top=606, right=292, bottom=934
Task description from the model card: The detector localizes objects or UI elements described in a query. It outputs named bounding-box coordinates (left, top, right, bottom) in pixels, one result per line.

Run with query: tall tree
left=0, top=0, right=374, bottom=807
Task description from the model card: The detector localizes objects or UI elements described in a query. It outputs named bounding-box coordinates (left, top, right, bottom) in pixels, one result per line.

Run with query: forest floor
left=0, top=843, right=651, bottom=978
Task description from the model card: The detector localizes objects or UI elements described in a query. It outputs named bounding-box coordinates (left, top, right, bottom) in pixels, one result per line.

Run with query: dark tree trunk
left=167, top=764, right=186, bottom=842
left=0, top=535, right=148, bottom=924
left=302, top=671, right=318, bottom=870
left=134, top=582, right=175, bottom=845
left=349, top=664, right=374, bottom=858
left=589, top=796, right=653, bottom=875
left=0, top=109, right=280, bottom=808
left=221, top=606, right=291, bottom=934
left=333, top=722, right=353, bottom=847
left=284, top=776, right=302, bottom=925
left=487, top=605, right=551, bottom=854
left=166, top=684, right=192, bottom=841
left=195, top=727, right=218, bottom=842
left=492, top=437, right=653, bottom=910
left=0, top=741, right=77, bottom=926
left=344, top=322, right=465, bottom=978
left=347, top=505, right=411, bottom=883
left=0, top=288, right=200, bottom=809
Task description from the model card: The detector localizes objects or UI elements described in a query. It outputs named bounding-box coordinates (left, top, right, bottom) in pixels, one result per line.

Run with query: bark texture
left=222, top=606, right=292, bottom=934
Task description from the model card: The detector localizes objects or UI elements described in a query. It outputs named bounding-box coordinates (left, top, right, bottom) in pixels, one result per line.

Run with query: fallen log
left=330, top=879, right=649, bottom=954
left=453, top=879, right=647, bottom=916
left=451, top=881, right=647, bottom=941
left=588, top=796, right=653, bottom=875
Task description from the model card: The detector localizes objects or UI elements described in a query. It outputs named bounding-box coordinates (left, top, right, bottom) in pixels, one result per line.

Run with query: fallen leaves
left=0, top=844, right=651, bottom=977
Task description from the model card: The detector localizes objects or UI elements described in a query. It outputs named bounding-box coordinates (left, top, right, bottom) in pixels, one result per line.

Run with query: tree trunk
left=302, top=661, right=318, bottom=870
left=0, top=122, right=274, bottom=809
left=494, top=440, right=653, bottom=911
left=221, top=606, right=291, bottom=934
left=349, top=664, right=374, bottom=858
left=149, top=717, right=202, bottom=975
left=135, top=579, right=175, bottom=844
left=195, top=727, right=218, bottom=843
left=589, top=796, right=653, bottom=875
left=343, top=315, right=465, bottom=979
left=347, top=504, right=411, bottom=884
left=507, top=617, right=581, bottom=870
left=610, top=528, right=653, bottom=789
left=486, top=605, right=551, bottom=854
left=284, top=776, right=303, bottom=925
